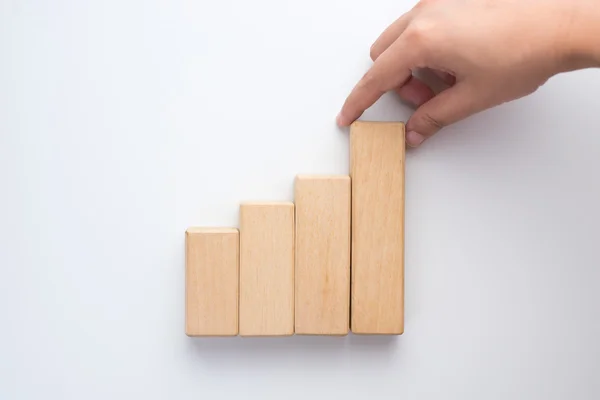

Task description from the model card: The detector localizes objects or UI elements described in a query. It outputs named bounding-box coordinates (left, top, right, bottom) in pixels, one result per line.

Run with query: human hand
left=337, top=0, right=600, bottom=147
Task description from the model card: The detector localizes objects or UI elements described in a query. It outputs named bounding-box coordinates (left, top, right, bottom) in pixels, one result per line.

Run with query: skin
left=336, top=0, right=600, bottom=147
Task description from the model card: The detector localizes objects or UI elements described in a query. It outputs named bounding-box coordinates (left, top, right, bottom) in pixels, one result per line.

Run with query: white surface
left=1, top=0, right=600, bottom=398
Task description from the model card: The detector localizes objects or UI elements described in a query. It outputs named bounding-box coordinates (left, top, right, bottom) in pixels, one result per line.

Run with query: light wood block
left=350, top=121, right=405, bottom=335
left=239, top=202, right=294, bottom=336
left=294, top=175, right=350, bottom=335
left=185, top=227, right=239, bottom=336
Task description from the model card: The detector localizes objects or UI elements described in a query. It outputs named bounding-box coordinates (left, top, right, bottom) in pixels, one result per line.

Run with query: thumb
left=405, top=82, right=478, bottom=147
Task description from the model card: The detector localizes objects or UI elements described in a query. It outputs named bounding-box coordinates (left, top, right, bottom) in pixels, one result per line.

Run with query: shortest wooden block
left=185, top=227, right=239, bottom=336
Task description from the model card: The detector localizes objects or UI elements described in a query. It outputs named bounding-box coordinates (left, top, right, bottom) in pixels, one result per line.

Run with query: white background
left=2, top=0, right=600, bottom=398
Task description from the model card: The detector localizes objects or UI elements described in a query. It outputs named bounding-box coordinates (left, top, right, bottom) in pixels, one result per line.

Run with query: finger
left=337, top=37, right=417, bottom=127
left=405, top=82, right=478, bottom=147
left=370, top=12, right=413, bottom=61
left=395, top=75, right=435, bottom=107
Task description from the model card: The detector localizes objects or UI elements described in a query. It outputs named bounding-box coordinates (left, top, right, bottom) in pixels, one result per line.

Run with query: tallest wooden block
left=350, top=121, right=405, bottom=335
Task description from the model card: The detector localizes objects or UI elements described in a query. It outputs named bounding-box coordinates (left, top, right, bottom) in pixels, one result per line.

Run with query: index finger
left=337, top=37, right=416, bottom=127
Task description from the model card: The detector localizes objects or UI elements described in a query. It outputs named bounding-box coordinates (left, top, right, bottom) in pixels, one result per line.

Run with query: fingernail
left=406, top=130, right=425, bottom=147
left=336, top=112, right=348, bottom=127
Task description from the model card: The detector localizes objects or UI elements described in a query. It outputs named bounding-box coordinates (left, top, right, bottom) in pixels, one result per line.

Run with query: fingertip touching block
left=239, top=202, right=295, bottom=336
left=185, top=227, right=239, bottom=336
left=294, top=175, right=350, bottom=335
left=350, top=121, right=405, bottom=335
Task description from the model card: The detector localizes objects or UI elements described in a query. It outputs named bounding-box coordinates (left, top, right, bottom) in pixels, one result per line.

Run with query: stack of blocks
left=185, top=121, right=405, bottom=336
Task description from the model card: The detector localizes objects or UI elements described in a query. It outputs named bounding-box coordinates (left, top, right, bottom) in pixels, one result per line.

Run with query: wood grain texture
left=350, top=121, right=405, bottom=335
left=294, top=175, right=350, bottom=335
left=185, top=228, right=239, bottom=336
left=239, top=202, right=294, bottom=336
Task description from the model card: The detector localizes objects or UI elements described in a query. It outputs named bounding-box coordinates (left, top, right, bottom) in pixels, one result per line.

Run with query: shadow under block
left=350, top=121, right=405, bottom=335
left=239, top=202, right=295, bottom=336
left=185, top=228, right=239, bottom=336
left=294, top=175, right=350, bottom=335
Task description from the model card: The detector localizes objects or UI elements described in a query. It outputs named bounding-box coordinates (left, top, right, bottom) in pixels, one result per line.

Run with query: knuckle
left=405, top=15, right=438, bottom=44
left=402, top=21, right=434, bottom=65
left=421, top=112, right=445, bottom=131
left=404, top=21, right=430, bottom=44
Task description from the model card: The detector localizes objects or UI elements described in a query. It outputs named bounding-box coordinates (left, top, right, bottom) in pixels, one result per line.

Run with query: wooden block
left=294, top=175, right=350, bottom=335
left=185, top=227, right=239, bottom=336
left=350, top=121, right=405, bottom=334
left=239, top=202, right=294, bottom=336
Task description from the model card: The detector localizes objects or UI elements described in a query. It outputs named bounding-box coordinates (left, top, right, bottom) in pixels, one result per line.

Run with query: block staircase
left=185, top=121, right=405, bottom=336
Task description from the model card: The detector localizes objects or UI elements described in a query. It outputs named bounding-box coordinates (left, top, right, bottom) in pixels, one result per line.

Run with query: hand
left=336, top=0, right=600, bottom=147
